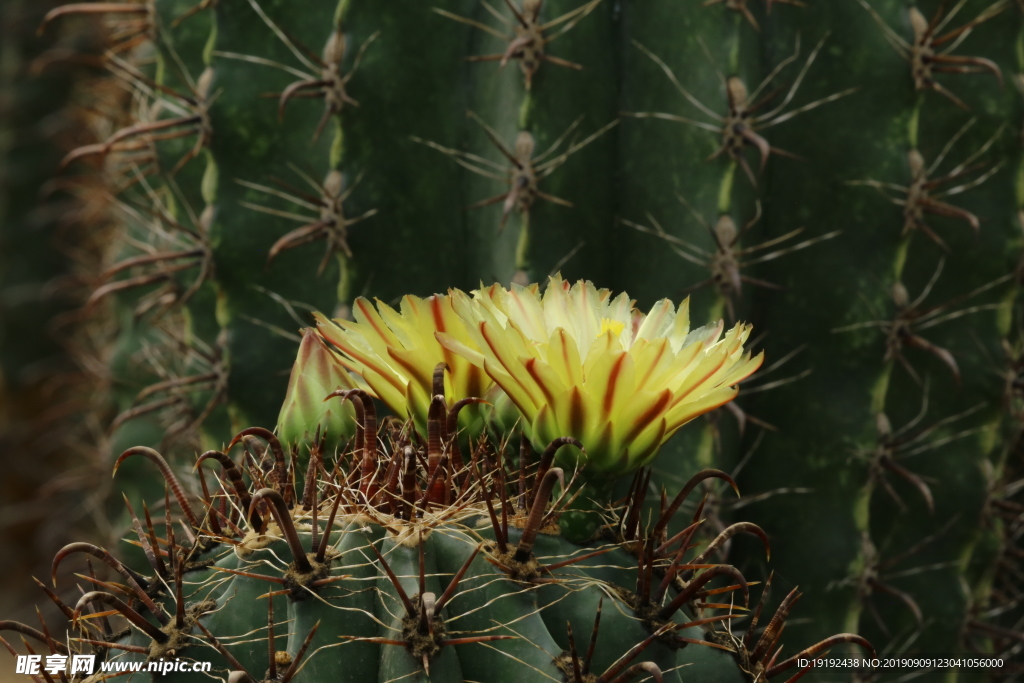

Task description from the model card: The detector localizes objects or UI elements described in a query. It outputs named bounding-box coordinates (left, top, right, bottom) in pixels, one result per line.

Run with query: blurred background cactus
left=2, top=0, right=1023, bottom=679
left=0, top=0, right=120, bottom=625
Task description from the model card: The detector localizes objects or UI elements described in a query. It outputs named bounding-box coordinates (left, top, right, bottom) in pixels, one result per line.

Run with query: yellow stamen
left=600, top=318, right=626, bottom=337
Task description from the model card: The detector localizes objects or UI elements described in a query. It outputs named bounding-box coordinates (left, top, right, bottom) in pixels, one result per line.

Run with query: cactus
left=9, top=415, right=868, bottom=683
left=2, top=285, right=877, bottom=682
left=18, top=0, right=1024, bottom=677
left=0, top=0, right=118, bottom=619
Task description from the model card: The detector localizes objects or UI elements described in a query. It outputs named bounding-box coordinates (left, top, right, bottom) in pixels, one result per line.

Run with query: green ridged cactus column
left=728, top=1, right=1022, bottom=673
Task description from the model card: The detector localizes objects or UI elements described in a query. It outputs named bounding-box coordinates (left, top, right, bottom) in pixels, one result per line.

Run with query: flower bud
left=276, top=328, right=357, bottom=457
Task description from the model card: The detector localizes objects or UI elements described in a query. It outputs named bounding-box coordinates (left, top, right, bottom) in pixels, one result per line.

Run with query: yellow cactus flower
left=437, top=275, right=763, bottom=474
left=314, top=293, right=493, bottom=437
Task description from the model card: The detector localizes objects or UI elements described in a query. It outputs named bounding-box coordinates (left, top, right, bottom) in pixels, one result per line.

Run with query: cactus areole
left=10, top=281, right=874, bottom=682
